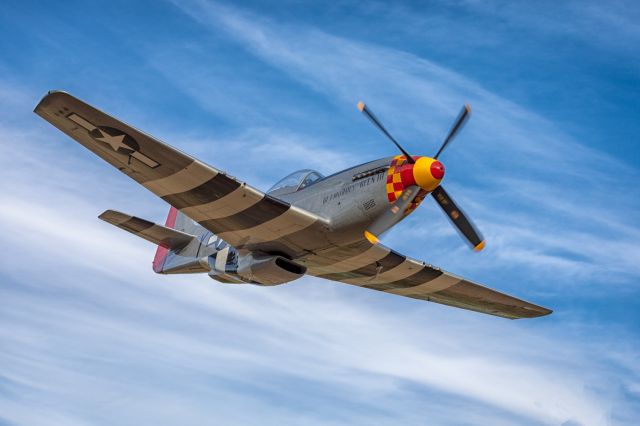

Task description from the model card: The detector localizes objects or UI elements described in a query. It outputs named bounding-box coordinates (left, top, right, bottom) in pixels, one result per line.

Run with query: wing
left=301, top=241, right=551, bottom=319
left=35, top=91, right=330, bottom=257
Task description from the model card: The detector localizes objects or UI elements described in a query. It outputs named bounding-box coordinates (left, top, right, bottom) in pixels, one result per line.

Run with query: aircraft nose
left=412, top=157, right=444, bottom=192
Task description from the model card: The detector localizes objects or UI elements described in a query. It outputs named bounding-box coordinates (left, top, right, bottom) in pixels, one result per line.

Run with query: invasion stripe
left=363, top=266, right=443, bottom=291
left=297, top=240, right=373, bottom=270
left=162, top=174, right=240, bottom=208
left=138, top=224, right=185, bottom=249
left=343, top=258, right=422, bottom=285
left=405, top=280, right=522, bottom=318
left=118, top=217, right=155, bottom=233
left=214, top=246, right=230, bottom=273
left=427, top=280, right=551, bottom=318
left=318, top=251, right=406, bottom=281
left=143, top=228, right=174, bottom=248
left=99, top=209, right=195, bottom=255
left=241, top=219, right=333, bottom=258
left=142, top=161, right=218, bottom=197
left=181, top=185, right=263, bottom=222
left=387, top=273, right=461, bottom=296
left=199, top=196, right=289, bottom=233
left=307, top=245, right=390, bottom=275
left=218, top=206, right=317, bottom=247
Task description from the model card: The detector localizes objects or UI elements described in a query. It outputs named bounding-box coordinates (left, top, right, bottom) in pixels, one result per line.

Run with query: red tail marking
left=152, top=207, right=179, bottom=273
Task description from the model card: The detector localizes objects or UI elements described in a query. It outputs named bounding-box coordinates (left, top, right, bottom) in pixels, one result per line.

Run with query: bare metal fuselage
left=162, top=157, right=400, bottom=281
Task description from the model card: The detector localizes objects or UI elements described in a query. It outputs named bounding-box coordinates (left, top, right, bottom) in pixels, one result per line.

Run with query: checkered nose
left=412, top=157, right=444, bottom=192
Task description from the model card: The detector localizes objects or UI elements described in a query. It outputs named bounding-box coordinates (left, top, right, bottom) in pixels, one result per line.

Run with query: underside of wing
left=302, top=241, right=551, bottom=319
left=35, top=91, right=329, bottom=257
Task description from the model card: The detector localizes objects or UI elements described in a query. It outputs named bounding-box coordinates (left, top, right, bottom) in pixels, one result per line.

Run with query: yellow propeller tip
left=364, top=230, right=379, bottom=245
left=473, top=241, right=485, bottom=252
left=465, top=103, right=472, bottom=113
left=357, top=101, right=365, bottom=112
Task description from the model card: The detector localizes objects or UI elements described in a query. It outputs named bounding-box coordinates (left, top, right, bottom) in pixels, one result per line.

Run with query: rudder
left=152, top=207, right=206, bottom=273
left=152, top=207, right=180, bottom=273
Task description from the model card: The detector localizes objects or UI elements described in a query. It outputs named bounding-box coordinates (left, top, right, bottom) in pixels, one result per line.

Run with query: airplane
left=34, top=91, right=552, bottom=319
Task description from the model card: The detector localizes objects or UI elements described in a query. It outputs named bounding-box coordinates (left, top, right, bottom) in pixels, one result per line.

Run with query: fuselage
left=161, top=154, right=442, bottom=283
left=277, top=156, right=398, bottom=244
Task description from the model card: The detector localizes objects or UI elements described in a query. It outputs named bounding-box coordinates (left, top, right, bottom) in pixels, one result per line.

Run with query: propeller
left=434, top=104, right=471, bottom=160
left=431, top=186, right=484, bottom=251
left=358, top=101, right=485, bottom=251
left=358, top=102, right=415, bottom=164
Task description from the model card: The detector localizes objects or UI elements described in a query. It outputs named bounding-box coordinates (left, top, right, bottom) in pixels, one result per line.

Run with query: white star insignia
left=94, top=130, right=130, bottom=152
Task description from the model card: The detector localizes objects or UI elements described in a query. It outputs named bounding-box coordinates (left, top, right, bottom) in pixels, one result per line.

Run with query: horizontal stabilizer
left=99, top=210, right=195, bottom=250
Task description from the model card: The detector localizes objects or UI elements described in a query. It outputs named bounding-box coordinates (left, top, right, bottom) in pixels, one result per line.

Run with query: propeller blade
left=434, top=104, right=471, bottom=160
left=431, top=185, right=485, bottom=251
left=364, top=186, right=420, bottom=244
left=358, top=101, right=415, bottom=164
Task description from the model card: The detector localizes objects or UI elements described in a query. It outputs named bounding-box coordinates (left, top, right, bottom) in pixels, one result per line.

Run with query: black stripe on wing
left=318, top=251, right=406, bottom=281
left=407, top=280, right=551, bottom=319
left=161, top=174, right=240, bottom=207
left=200, top=196, right=290, bottom=232
left=364, top=266, right=443, bottom=291
left=119, top=217, right=155, bottom=233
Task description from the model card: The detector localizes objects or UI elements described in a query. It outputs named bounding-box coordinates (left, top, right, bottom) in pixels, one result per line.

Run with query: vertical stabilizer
left=152, top=207, right=179, bottom=273
left=151, top=207, right=208, bottom=273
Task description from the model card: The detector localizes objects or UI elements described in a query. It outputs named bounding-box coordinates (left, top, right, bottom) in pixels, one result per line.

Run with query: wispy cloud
left=0, top=167, right=629, bottom=425
left=160, top=128, right=353, bottom=191
left=1, top=60, right=638, bottom=426
left=1, top=2, right=639, bottom=425
left=465, top=0, right=640, bottom=55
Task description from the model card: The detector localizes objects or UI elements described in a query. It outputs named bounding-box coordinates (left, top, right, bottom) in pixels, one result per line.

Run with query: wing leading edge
left=302, top=241, right=551, bottom=319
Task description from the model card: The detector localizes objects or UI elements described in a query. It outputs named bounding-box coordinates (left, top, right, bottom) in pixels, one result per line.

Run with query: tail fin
left=100, top=207, right=208, bottom=274
left=171, top=206, right=205, bottom=235
left=150, top=207, right=206, bottom=273
left=152, top=207, right=180, bottom=273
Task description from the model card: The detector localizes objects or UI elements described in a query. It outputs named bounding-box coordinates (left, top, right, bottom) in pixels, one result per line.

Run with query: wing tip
left=98, top=209, right=131, bottom=226
left=517, top=306, right=553, bottom=319
left=33, top=89, right=71, bottom=113
left=538, top=307, right=554, bottom=317
left=98, top=209, right=118, bottom=218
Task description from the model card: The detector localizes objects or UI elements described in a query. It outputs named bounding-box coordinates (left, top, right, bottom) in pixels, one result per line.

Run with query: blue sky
left=1, top=0, right=639, bottom=424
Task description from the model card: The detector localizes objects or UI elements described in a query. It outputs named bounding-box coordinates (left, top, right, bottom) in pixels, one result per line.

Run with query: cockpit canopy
left=267, top=169, right=324, bottom=196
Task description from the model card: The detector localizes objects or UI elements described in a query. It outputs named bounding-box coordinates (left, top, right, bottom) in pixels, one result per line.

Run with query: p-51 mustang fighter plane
left=35, top=91, right=551, bottom=319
